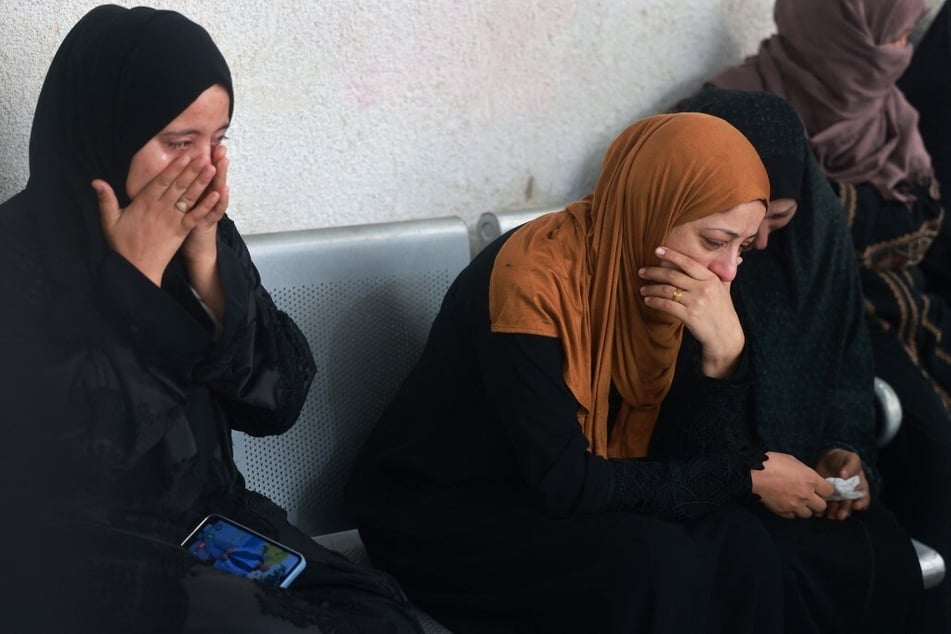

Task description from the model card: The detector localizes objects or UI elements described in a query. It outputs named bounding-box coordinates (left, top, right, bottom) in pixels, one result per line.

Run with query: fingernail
left=638, top=267, right=646, bottom=276
left=655, top=247, right=666, bottom=256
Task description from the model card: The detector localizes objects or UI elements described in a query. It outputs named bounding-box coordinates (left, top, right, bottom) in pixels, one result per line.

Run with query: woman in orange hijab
left=348, top=113, right=789, bottom=633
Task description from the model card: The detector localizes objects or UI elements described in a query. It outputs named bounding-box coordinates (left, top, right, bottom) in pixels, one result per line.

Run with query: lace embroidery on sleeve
left=607, top=450, right=765, bottom=522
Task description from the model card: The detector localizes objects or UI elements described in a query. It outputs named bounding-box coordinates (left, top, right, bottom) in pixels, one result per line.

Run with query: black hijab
left=0, top=3, right=235, bottom=548
left=682, top=87, right=879, bottom=478
left=25, top=4, right=233, bottom=283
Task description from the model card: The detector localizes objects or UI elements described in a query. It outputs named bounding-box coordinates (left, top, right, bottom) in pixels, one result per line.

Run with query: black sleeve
left=479, top=330, right=761, bottom=521
left=189, top=217, right=316, bottom=437
left=612, top=331, right=765, bottom=523
left=651, top=331, right=757, bottom=458
left=607, top=452, right=762, bottom=522
left=48, top=217, right=315, bottom=483
left=100, top=217, right=315, bottom=438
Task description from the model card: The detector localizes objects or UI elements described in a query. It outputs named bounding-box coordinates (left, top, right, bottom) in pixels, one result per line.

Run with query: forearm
left=185, top=248, right=225, bottom=324
left=607, top=451, right=763, bottom=522
left=194, top=218, right=316, bottom=435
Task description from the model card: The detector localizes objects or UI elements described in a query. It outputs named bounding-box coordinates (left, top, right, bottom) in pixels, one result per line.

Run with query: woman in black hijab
left=661, top=87, right=923, bottom=634
left=0, top=6, right=419, bottom=633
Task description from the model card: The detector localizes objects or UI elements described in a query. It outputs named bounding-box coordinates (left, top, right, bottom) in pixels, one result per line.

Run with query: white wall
left=0, top=0, right=776, bottom=235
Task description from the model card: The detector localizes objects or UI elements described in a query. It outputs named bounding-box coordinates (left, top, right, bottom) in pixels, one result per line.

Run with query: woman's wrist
left=700, top=333, right=744, bottom=378
left=184, top=249, right=225, bottom=322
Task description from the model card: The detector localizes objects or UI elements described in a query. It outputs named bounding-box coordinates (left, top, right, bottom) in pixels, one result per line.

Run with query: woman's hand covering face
left=93, top=154, right=222, bottom=286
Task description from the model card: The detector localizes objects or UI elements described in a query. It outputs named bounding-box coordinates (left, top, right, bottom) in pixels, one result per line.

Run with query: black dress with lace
left=0, top=195, right=419, bottom=633
left=347, top=230, right=779, bottom=634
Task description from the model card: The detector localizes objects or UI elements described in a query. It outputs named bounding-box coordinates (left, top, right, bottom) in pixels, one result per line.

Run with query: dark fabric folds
left=681, top=87, right=879, bottom=486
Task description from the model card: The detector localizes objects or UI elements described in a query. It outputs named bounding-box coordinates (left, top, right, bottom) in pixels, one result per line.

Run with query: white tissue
left=825, top=475, right=866, bottom=501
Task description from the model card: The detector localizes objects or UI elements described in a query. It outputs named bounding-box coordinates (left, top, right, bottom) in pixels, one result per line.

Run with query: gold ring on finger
left=672, top=287, right=683, bottom=302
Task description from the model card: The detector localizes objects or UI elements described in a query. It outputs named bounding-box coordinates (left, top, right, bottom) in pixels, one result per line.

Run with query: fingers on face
left=144, top=155, right=213, bottom=208
left=638, top=268, right=692, bottom=312
left=213, top=154, right=229, bottom=189
left=149, top=155, right=194, bottom=194
left=212, top=184, right=230, bottom=217
left=91, top=179, right=119, bottom=217
left=172, top=161, right=216, bottom=210
left=655, top=246, right=709, bottom=278
left=180, top=191, right=222, bottom=231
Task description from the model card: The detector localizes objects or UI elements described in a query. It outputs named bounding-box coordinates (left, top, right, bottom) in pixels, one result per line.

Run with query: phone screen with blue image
left=182, top=514, right=306, bottom=588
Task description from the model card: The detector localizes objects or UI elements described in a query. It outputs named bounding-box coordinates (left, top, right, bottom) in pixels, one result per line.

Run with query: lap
left=754, top=503, right=922, bottom=634
left=54, top=495, right=422, bottom=634
left=363, top=504, right=782, bottom=634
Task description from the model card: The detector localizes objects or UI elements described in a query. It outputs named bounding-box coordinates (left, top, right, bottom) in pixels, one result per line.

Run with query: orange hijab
left=488, top=113, right=769, bottom=458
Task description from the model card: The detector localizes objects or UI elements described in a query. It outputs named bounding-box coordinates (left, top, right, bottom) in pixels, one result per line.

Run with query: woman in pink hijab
left=712, top=2, right=951, bottom=632
left=714, top=0, right=934, bottom=200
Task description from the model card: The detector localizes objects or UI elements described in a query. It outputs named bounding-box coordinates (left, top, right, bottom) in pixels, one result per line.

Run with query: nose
left=753, top=222, right=769, bottom=250
left=708, top=251, right=740, bottom=283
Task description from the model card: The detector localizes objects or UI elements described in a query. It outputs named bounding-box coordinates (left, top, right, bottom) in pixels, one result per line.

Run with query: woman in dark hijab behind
left=0, top=6, right=419, bottom=633
left=668, top=86, right=922, bottom=634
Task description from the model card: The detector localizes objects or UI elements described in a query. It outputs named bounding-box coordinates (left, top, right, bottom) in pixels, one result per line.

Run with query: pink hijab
left=713, top=0, right=932, bottom=201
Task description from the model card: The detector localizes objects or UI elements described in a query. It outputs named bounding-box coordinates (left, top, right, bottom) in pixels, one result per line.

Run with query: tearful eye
left=704, top=238, right=727, bottom=250
left=740, top=242, right=754, bottom=253
left=168, top=140, right=191, bottom=150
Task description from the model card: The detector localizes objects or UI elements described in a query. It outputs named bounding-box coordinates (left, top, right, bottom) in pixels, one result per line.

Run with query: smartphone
left=181, top=514, right=306, bottom=588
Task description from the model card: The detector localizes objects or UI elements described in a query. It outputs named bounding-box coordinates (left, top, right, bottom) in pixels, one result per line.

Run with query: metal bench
left=233, top=217, right=471, bottom=633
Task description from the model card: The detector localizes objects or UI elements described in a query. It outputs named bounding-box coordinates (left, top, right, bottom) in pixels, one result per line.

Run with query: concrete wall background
left=0, top=1, right=778, bottom=234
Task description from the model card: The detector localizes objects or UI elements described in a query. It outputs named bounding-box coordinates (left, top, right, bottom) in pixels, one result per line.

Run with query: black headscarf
left=0, top=5, right=235, bottom=582
left=682, top=87, right=879, bottom=480
left=25, top=4, right=233, bottom=283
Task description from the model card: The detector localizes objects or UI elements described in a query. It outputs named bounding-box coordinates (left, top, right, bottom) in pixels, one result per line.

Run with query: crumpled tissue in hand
left=825, top=475, right=866, bottom=501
